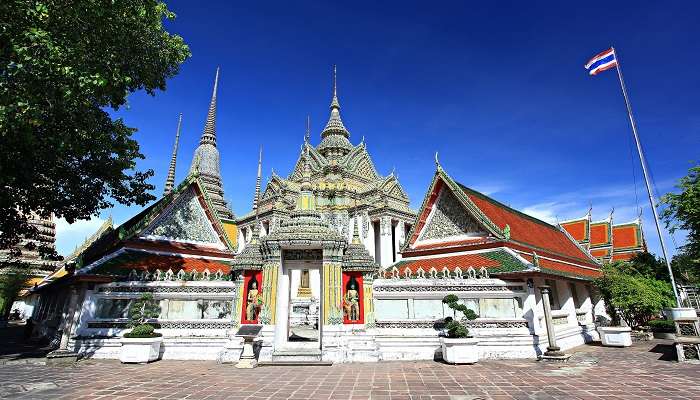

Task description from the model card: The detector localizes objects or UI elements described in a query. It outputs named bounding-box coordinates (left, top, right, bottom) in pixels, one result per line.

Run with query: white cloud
left=54, top=217, right=107, bottom=257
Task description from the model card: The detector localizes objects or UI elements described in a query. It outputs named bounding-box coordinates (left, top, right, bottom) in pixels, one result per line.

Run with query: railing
left=576, top=309, right=589, bottom=324
left=680, top=285, right=700, bottom=312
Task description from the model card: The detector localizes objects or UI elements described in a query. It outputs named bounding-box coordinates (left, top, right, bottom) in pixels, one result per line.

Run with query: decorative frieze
left=374, top=319, right=529, bottom=329
left=98, top=285, right=234, bottom=295
left=374, top=283, right=523, bottom=293
left=87, top=320, right=235, bottom=329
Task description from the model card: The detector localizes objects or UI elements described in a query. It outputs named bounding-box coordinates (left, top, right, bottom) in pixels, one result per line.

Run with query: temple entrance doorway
left=274, top=249, right=323, bottom=351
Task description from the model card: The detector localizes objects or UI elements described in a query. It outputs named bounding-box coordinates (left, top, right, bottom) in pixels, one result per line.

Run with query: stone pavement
left=0, top=340, right=699, bottom=400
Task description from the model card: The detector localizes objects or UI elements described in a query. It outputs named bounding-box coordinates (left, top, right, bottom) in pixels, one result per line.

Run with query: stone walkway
left=0, top=340, right=699, bottom=399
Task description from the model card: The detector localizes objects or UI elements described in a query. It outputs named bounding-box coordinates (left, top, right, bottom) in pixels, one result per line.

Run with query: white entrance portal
left=273, top=252, right=323, bottom=351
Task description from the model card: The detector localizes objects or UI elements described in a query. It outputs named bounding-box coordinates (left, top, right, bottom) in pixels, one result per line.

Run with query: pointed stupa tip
left=320, top=65, right=351, bottom=142
left=199, top=67, right=219, bottom=147
left=352, top=216, right=361, bottom=244
left=252, top=146, right=263, bottom=214
left=330, top=64, right=340, bottom=110
left=163, top=113, right=183, bottom=196
left=305, top=115, right=311, bottom=143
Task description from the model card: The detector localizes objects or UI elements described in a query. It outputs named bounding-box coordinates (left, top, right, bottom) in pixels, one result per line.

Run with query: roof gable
left=139, top=184, right=226, bottom=249
left=405, top=166, right=597, bottom=266
left=416, top=185, right=488, bottom=245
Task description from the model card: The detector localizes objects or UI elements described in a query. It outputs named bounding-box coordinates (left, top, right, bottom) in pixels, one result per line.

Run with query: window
left=161, top=299, right=231, bottom=320
left=544, top=279, right=561, bottom=310
left=375, top=299, right=409, bottom=320
left=95, top=298, right=131, bottom=319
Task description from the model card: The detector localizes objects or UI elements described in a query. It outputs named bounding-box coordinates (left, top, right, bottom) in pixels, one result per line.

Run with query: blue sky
left=56, top=1, right=699, bottom=259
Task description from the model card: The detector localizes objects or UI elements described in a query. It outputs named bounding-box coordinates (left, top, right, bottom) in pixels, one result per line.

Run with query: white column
left=522, top=278, right=543, bottom=335
left=379, top=216, right=393, bottom=267
left=363, top=214, right=375, bottom=262
left=273, top=266, right=290, bottom=349
left=393, top=221, right=404, bottom=262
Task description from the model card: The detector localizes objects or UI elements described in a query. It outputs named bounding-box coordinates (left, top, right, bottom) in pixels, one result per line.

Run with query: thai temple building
left=561, top=211, right=646, bottom=263
left=1, top=212, right=61, bottom=318
left=28, top=67, right=613, bottom=363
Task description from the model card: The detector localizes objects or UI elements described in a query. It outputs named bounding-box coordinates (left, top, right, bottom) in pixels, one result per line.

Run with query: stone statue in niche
left=343, top=276, right=360, bottom=321
left=246, top=277, right=263, bottom=321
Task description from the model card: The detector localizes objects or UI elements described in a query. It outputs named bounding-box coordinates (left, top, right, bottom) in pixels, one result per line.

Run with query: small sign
left=235, top=325, right=263, bottom=337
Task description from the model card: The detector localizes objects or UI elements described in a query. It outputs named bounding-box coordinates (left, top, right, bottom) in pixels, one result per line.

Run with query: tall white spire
left=189, top=67, right=234, bottom=220
left=163, top=113, right=182, bottom=196
left=252, top=146, right=263, bottom=215
left=318, top=65, right=353, bottom=158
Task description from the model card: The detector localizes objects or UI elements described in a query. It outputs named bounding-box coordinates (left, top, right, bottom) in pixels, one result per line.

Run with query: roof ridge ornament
left=435, top=152, right=442, bottom=171
left=163, top=113, right=182, bottom=196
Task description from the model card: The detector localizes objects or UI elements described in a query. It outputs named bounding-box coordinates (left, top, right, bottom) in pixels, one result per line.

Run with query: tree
left=0, top=0, right=190, bottom=259
left=594, top=263, right=675, bottom=328
left=0, top=266, right=32, bottom=319
left=660, top=163, right=700, bottom=284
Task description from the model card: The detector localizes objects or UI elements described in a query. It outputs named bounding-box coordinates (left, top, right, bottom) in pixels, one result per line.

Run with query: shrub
left=123, top=323, right=161, bottom=338
left=442, top=294, right=478, bottom=338
left=125, top=293, right=161, bottom=338
left=594, top=264, right=675, bottom=329
left=127, top=293, right=161, bottom=328
left=648, top=319, right=675, bottom=333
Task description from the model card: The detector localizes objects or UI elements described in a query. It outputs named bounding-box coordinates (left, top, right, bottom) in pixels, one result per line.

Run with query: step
left=258, top=360, right=333, bottom=366
left=271, top=348, right=322, bottom=363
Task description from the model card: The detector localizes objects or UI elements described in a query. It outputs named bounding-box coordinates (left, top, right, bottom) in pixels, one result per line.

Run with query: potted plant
left=648, top=319, right=676, bottom=340
left=120, top=293, right=162, bottom=363
left=440, top=294, right=479, bottom=364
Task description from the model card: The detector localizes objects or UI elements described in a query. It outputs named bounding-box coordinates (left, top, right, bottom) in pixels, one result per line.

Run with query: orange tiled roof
left=612, top=224, right=640, bottom=250
left=520, top=253, right=601, bottom=279
left=590, top=222, right=611, bottom=246
left=459, top=184, right=593, bottom=264
left=117, top=255, right=232, bottom=274
left=561, top=219, right=588, bottom=242
left=412, top=238, right=491, bottom=250
left=392, top=253, right=503, bottom=275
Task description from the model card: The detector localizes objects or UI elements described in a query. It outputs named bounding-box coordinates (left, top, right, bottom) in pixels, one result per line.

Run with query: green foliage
left=594, top=264, right=675, bottom=328
left=123, top=323, right=161, bottom=338
left=0, top=266, right=32, bottom=319
left=442, top=294, right=478, bottom=338
left=647, top=319, right=675, bottom=333
left=0, top=0, right=190, bottom=258
left=127, top=293, right=161, bottom=328
left=660, top=163, right=700, bottom=284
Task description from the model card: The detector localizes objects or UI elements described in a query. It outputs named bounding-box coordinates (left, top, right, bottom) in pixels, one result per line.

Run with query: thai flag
left=585, top=48, right=617, bottom=76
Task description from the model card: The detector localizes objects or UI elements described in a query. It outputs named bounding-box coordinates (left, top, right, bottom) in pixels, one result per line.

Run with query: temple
left=26, top=67, right=616, bottom=363
left=560, top=211, right=646, bottom=262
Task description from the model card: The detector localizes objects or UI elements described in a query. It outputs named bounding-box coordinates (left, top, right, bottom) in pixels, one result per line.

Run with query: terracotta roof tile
left=590, top=222, right=611, bottom=246
left=520, top=254, right=601, bottom=279
left=458, top=184, right=592, bottom=263
left=612, top=224, right=640, bottom=249
left=561, top=220, right=588, bottom=242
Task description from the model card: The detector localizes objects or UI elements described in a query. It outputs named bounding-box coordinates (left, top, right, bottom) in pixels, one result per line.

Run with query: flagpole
left=611, top=47, right=682, bottom=307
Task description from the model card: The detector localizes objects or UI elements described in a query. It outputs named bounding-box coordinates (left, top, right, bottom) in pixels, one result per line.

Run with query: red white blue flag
left=585, top=48, right=617, bottom=76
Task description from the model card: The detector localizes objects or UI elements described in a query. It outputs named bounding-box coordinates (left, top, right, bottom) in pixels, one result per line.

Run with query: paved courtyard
left=1, top=340, right=699, bottom=400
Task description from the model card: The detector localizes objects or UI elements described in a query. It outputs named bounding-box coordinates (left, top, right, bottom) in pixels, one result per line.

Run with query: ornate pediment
left=379, top=175, right=409, bottom=202
left=140, top=186, right=225, bottom=247
left=417, top=186, right=486, bottom=243
left=344, top=145, right=379, bottom=182
left=289, top=143, right=326, bottom=181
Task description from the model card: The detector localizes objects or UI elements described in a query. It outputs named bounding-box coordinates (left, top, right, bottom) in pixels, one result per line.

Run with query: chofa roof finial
left=434, top=151, right=442, bottom=171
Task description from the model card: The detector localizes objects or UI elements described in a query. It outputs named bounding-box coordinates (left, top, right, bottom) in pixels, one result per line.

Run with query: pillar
left=539, top=285, right=564, bottom=357
left=379, top=216, right=393, bottom=267
left=260, top=263, right=279, bottom=324
left=393, top=221, right=404, bottom=263
left=322, top=262, right=343, bottom=325
left=363, top=273, right=375, bottom=328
